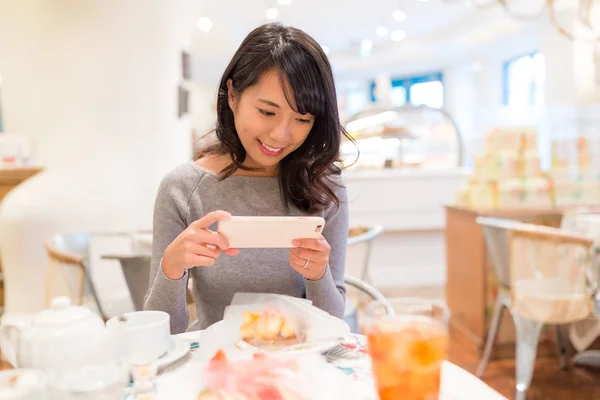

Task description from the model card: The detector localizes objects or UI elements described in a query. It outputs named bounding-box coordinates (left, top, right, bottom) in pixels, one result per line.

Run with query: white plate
left=156, top=346, right=357, bottom=400
left=0, top=369, right=49, bottom=400
left=196, top=319, right=348, bottom=361
left=156, top=336, right=190, bottom=369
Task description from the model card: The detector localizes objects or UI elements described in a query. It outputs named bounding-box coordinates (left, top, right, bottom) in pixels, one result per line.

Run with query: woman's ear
left=227, top=79, right=237, bottom=111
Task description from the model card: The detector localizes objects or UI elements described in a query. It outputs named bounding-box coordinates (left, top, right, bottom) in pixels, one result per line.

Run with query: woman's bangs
left=275, top=51, right=327, bottom=118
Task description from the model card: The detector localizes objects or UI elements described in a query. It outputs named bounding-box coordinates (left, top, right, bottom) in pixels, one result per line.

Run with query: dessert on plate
left=197, top=350, right=305, bottom=400
left=239, top=308, right=304, bottom=349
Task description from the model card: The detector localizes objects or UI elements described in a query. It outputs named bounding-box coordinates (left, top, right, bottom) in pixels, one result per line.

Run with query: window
left=503, top=52, right=545, bottom=107
left=390, top=86, right=407, bottom=107
left=370, top=72, right=444, bottom=109
left=345, top=87, right=370, bottom=117
left=410, top=80, right=444, bottom=109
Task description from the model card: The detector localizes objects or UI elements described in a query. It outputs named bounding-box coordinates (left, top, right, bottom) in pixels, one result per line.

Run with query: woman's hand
left=289, top=237, right=331, bottom=280
left=162, top=210, right=239, bottom=279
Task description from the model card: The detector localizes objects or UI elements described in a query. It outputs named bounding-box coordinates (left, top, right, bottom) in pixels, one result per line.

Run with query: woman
left=144, top=23, right=353, bottom=334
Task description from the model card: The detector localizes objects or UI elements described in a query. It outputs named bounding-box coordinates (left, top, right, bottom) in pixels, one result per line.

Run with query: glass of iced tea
left=364, top=298, right=450, bottom=400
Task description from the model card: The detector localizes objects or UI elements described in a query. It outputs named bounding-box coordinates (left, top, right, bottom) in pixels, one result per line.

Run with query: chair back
left=345, top=225, right=383, bottom=282
left=561, top=211, right=600, bottom=292
left=477, top=217, right=521, bottom=289
left=44, top=232, right=107, bottom=318
left=478, top=217, right=595, bottom=324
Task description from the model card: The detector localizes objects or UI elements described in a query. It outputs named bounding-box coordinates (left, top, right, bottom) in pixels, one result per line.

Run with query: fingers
left=186, top=225, right=231, bottom=250
left=289, top=252, right=311, bottom=274
left=289, top=252, right=325, bottom=280
left=289, top=250, right=310, bottom=269
left=222, top=248, right=239, bottom=256
left=186, top=254, right=220, bottom=267
left=289, top=237, right=330, bottom=280
left=184, top=243, right=239, bottom=268
left=291, top=237, right=329, bottom=252
left=290, top=247, right=322, bottom=264
left=184, top=242, right=220, bottom=259
left=193, top=210, right=232, bottom=230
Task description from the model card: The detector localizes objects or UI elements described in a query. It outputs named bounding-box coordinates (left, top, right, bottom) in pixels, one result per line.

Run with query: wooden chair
left=45, top=233, right=108, bottom=320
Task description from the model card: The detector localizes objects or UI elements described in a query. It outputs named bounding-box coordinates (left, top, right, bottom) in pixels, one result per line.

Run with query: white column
left=444, top=64, right=479, bottom=162
left=373, top=73, right=393, bottom=108
left=0, top=0, right=196, bottom=315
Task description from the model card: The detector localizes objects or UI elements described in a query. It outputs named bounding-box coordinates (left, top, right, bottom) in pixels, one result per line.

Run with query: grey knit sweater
left=143, top=161, right=348, bottom=334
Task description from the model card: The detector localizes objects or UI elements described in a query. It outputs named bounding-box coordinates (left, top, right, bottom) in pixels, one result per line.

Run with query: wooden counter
left=0, top=167, right=43, bottom=201
left=0, top=167, right=43, bottom=308
left=445, top=205, right=568, bottom=355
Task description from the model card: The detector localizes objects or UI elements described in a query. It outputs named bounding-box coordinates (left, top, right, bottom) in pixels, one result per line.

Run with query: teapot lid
left=33, top=297, right=99, bottom=327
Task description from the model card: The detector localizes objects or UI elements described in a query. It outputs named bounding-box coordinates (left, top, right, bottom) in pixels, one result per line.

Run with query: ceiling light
left=196, top=17, right=213, bottom=32
left=376, top=26, right=389, bottom=37
left=392, top=9, right=407, bottom=22
left=390, top=30, right=406, bottom=42
left=265, top=8, right=279, bottom=19
left=321, top=45, right=330, bottom=55
left=277, top=0, right=292, bottom=4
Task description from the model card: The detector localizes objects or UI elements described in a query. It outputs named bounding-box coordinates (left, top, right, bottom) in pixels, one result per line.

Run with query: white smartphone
left=217, top=216, right=326, bottom=248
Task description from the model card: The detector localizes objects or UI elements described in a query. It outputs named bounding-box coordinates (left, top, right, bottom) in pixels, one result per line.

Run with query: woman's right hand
left=162, top=210, right=239, bottom=279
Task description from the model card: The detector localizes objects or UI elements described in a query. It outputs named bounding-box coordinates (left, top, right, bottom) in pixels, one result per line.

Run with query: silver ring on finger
left=301, top=258, right=309, bottom=269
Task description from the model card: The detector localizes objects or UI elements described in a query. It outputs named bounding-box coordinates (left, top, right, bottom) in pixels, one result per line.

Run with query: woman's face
left=228, top=69, right=315, bottom=174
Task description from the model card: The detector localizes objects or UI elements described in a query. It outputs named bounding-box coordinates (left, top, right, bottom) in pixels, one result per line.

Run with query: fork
left=324, top=336, right=367, bottom=362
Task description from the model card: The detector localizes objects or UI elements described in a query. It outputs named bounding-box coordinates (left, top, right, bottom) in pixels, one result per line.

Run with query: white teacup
left=107, top=311, right=170, bottom=365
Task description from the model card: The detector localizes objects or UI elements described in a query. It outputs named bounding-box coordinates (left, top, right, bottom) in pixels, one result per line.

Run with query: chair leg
left=511, top=313, right=543, bottom=400
left=555, top=325, right=570, bottom=370
left=477, top=291, right=507, bottom=377
left=82, top=262, right=109, bottom=320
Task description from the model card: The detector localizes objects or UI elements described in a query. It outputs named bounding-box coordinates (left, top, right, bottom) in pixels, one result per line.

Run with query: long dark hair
left=196, top=23, right=355, bottom=214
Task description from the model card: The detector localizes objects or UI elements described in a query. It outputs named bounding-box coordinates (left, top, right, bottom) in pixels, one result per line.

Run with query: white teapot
left=0, top=296, right=115, bottom=370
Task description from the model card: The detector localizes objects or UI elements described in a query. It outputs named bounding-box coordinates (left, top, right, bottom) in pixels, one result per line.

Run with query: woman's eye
left=297, top=118, right=312, bottom=124
left=258, top=108, right=275, bottom=117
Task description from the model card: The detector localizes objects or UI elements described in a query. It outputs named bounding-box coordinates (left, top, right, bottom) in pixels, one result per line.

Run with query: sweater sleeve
left=143, top=164, right=201, bottom=334
left=304, top=174, right=348, bottom=319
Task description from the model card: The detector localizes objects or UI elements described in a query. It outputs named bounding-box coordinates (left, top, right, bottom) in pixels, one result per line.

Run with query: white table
left=153, top=331, right=507, bottom=400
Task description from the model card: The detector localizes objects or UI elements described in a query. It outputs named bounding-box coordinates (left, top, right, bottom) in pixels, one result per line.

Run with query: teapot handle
left=0, top=323, right=22, bottom=368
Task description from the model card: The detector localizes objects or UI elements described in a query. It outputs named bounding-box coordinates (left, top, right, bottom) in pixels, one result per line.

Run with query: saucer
left=156, top=336, right=190, bottom=369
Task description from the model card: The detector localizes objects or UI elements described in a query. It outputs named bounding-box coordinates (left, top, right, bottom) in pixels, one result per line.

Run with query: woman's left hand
left=290, top=237, right=331, bottom=280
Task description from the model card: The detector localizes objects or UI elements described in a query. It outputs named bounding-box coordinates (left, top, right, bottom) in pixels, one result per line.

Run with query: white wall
left=188, top=81, right=219, bottom=151
left=0, top=0, right=198, bottom=315
left=0, top=0, right=197, bottom=227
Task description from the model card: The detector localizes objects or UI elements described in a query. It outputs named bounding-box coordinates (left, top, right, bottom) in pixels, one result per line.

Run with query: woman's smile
left=257, top=138, right=285, bottom=156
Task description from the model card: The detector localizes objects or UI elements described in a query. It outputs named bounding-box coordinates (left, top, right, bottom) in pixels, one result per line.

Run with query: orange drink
left=364, top=298, right=450, bottom=400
